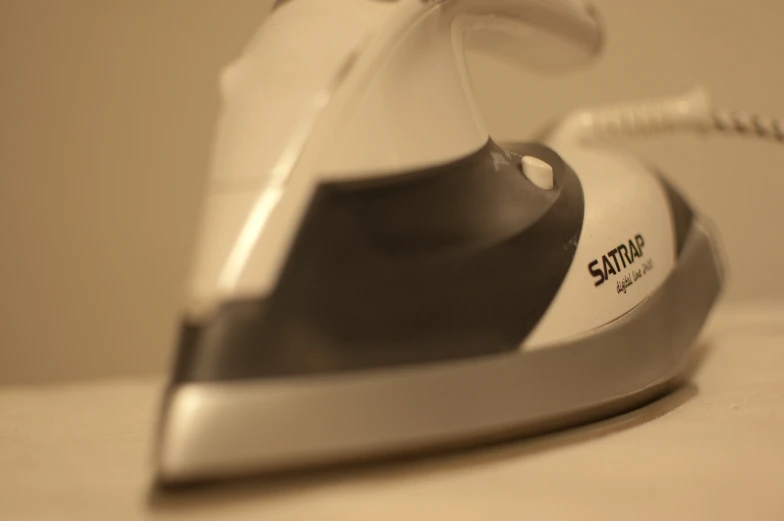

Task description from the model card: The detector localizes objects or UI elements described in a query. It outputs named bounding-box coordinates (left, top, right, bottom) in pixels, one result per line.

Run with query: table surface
left=1, top=303, right=783, bottom=521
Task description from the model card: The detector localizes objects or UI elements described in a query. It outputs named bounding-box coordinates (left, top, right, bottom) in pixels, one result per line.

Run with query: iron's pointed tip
left=152, top=385, right=203, bottom=484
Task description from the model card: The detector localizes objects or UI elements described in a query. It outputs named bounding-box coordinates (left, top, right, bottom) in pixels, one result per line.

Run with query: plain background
left=1, top=0, right=782, bottom=384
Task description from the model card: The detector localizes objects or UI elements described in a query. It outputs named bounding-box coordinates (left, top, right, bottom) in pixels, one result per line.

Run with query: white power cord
left=552, top=87, right=784, bottom=145
left=712, top=108, right=784, bottom=143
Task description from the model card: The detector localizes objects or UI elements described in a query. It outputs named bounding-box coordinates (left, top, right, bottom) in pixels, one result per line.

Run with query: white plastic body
left=186, top=0, right=602, bottom=318
left=524, top=145, right=677, bottom=348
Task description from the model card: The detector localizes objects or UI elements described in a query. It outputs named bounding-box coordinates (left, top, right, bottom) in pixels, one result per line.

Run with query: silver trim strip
left=157, top=220, right=722, bottom=483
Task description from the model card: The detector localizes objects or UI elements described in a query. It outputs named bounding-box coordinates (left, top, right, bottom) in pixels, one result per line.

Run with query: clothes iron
left=155, top=0, right=724, bottom=483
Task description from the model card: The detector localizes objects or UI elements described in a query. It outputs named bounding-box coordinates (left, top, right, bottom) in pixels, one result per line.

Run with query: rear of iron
left=154, top=0, right=723, bottom=484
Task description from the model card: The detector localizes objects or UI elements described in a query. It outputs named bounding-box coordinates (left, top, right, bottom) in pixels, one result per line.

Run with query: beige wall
left=1, top=0, right=782, bottom=384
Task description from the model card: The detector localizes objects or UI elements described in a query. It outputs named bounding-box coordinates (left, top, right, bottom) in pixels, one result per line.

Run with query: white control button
left=521, top=156, right=554, bottom=190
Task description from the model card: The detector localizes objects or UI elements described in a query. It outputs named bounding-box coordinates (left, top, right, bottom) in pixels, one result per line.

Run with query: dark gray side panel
left=173, top=141, right=584, bottom=382
left=659, top=176, right=694, bottom=255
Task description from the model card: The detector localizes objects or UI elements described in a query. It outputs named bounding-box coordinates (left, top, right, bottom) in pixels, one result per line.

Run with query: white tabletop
left=2, top=303, right=783, bottom=520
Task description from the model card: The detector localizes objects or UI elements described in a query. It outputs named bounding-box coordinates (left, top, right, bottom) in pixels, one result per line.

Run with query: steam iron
left=155, top=0, right=723, bottom=483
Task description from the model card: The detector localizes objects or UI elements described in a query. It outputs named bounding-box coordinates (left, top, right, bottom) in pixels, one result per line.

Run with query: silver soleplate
left=156, top=221, right=721, bottom=483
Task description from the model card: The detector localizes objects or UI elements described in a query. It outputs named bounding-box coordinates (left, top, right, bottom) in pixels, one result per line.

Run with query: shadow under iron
left=148, top=341, right=708, bottom=513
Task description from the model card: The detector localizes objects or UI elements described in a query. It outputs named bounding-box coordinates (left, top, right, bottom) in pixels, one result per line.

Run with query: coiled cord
left=712, top=110, right=784, bottom=143
left=552, top=87, right=784, bottom=145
